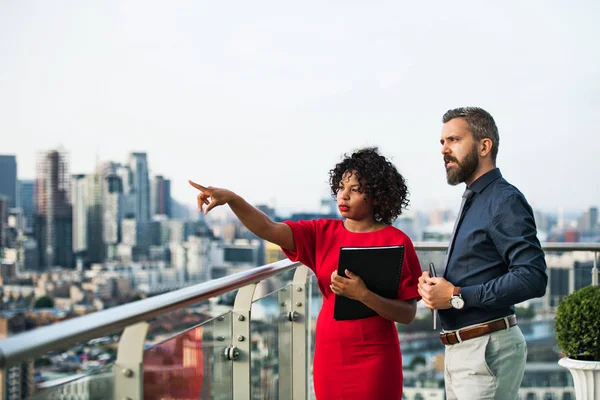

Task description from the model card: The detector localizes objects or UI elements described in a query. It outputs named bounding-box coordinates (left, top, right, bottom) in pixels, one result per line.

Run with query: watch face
left=450, top=296, right=465, bottom=310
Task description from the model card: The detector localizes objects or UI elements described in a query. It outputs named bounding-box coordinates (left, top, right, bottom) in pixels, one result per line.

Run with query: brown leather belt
left=440, top=315, right=517, bottom=345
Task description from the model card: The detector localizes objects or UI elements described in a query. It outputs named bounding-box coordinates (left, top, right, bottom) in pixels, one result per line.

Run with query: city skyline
left=1, top=2, right=599, bottom=215
left=1, top=148, right=597, bottom=218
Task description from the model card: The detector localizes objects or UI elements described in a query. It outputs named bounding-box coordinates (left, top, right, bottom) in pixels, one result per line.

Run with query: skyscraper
left=128, top=153, right=150, bottom=222
left=104, top=173, right=123, bottom=259
left=18, top=180, right=35, bottom=232
left=95, top=161, right=125, bottom=260
left=35, top=150, right=73, bottom=269
left=71, top=175, right=88, bottom=255
left=578, top=206, right=599, bottom=233
left=0, top=155, right=17, bottom=209
left=152, top=175, right=171, bottom=217
left=71, top=174, right=104, bottom=265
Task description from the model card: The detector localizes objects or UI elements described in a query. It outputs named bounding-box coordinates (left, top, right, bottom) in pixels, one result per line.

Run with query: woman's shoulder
left=384, top=225, right=414, bottom=243
left=314, top=218, right=342, bottom=227
left=289, top=218, right=342, bottom=231
left=315, top=219, right=345, bottom=235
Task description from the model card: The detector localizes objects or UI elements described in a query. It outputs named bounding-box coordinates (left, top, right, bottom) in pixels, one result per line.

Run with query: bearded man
left=418, top=107, right=548, bottom=400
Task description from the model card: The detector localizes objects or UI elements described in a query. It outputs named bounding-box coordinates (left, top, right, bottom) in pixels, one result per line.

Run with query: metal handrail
left=0, top=259, right=301, bottom=369
left=414, top=242, right=600, bottom=252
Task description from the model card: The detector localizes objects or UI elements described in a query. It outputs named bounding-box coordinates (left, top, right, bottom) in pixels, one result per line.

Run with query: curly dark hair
left=329, top=147, right=409, bottom=225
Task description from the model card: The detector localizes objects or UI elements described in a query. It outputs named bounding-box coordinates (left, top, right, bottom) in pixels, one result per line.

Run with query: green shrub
left=34, top=296, right=54, bottom=309
left=555, top=285, right=600, bottom=361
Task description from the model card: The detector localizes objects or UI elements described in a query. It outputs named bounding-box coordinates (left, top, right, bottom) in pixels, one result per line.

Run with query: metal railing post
left=291, top=265, right=310, bottom=400
left=232, top=283, right=257, bottom=400
left=114, top=322, right=149, bottom=400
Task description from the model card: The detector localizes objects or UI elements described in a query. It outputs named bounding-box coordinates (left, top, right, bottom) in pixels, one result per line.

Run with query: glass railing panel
left=31, top=363, right=114, bottom=400
left=400, top=249, right=446, bottom=393
left=414, top=248, right=447, bottom=275
left=30, top=333, right=122, bottom=399
left=250, top=285, right=292, bottom=400
left=142, top=312, right=233, bottom=400
left=202, top=269, right=296, bottom=319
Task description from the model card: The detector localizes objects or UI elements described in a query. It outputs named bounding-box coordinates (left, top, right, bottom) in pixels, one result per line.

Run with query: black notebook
left=333, top=245, right=404, bottom=321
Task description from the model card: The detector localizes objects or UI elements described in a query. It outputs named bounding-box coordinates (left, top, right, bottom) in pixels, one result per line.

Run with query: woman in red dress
left=190, top=147, right=422, bottom=399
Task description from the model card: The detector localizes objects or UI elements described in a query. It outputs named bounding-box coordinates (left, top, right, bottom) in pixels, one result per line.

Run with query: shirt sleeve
left=397, top=238, right=422, bottom=301
left=460, top=192, right=548, bottom=309
left=281, top=220, right=318, bottom=271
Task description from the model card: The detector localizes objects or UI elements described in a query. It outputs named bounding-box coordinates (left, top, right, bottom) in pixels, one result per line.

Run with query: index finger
left=188, top=180, right=208, bottom=192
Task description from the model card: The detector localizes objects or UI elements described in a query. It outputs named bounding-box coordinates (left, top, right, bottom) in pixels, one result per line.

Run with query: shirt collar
left=467, top=168, right=502, bottom=194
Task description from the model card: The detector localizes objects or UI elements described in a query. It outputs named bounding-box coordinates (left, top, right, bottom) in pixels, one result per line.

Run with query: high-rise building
left=35, top=150, right=73, bottom=269
left=18, top=180, right=35, bottom=232
left=152, top=175, right=171, bottom=217
left=104, top=173, right=123, bottom=259
left=186, top=232, right=212, bottom=282
left=116, top=164, right=136, bottom=221
left=128, top=152, right=150, bottom=222
left=0, top=155, right=17, bottom=209
left=579, top=206, right=599, bottom=233
left=71, top=174, right=104, bottom=266
left=95, top=161, right=125, bottom=260
left=590, top=207, right=599, bottom=231
left=18, top=237, right=39, bottom=271
left=5, top=209, right=25, bottom=249
left=72, top=175, right=89, bottom=255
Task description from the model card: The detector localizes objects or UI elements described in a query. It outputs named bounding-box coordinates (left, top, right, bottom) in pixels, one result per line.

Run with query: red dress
left=282, top=219, right=422, bottom=400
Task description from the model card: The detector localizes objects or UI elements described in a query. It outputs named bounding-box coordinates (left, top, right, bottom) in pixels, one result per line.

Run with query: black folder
left=333, top=245, right=404, bottom=321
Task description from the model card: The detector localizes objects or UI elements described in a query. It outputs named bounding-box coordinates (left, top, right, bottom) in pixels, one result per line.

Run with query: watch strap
left=453, top=286, right=461, bottom=297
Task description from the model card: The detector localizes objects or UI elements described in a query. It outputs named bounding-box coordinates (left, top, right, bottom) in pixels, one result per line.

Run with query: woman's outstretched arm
left=189, top=180, right=295, bottom=250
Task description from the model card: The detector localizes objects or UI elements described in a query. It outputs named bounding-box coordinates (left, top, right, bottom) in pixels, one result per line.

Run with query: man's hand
left=189, top=180, right=236, bottom=214
left=330, top=269, right=369, bottom=301
left=417, top=271, right=455, bottom=310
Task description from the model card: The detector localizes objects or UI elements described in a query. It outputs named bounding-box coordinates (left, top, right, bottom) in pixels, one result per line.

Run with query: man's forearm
left=461, top=267, right=548, bottom=310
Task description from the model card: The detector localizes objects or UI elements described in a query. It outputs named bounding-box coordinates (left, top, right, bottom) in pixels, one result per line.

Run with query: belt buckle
left=441, top=332, right=450, bottom=344
left=442, top=331, right=462, bottom=345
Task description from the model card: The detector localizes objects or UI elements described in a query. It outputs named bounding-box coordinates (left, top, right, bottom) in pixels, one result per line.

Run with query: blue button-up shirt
left=439, top=168, right=548, bottom=330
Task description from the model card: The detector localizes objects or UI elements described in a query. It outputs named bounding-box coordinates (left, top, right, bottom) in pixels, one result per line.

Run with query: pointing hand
left=188, top=180, right=236, bottom=214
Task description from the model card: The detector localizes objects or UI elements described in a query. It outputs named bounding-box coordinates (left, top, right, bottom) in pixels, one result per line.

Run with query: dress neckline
left=339, top=220, right=391, bottom=234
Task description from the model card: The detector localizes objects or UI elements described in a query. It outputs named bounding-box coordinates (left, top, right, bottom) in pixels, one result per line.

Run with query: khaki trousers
left=444, top=325, right=527, bottom=400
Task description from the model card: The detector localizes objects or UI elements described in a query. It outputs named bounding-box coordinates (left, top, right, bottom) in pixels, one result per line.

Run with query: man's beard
left=445, top=145, right=479, bottom=186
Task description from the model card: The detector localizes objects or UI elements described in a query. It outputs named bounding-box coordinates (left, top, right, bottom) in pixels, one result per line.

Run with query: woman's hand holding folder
left=330, top=269, right=368, bottom=301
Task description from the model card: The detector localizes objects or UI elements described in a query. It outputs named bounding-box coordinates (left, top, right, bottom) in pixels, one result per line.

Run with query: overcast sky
left=1, top=1, right=598, bottom=215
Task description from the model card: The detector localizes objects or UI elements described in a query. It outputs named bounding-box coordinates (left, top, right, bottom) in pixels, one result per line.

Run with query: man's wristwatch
left=449, top=286, right=465, bottom=310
